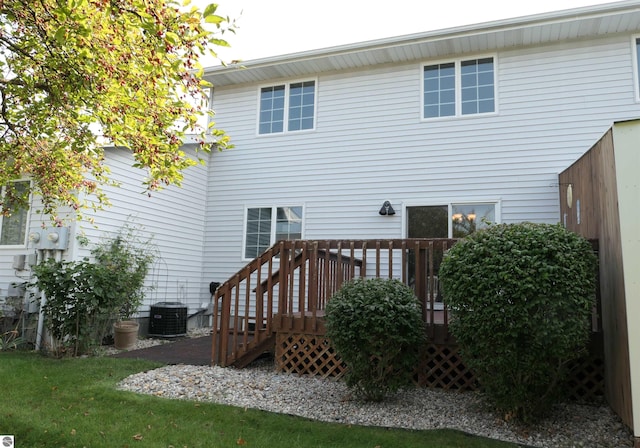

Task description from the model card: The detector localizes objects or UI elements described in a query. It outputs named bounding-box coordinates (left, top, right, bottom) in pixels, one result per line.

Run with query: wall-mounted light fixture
left=379, top=200, right=396, bottom=216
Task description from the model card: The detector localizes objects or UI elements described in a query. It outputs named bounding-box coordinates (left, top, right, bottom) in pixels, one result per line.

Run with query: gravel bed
left=114, top=335, right=633, bottom=448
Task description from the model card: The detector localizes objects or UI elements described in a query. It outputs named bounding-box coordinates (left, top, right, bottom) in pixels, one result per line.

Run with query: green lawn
left=0, top=352, right=520, bottom=448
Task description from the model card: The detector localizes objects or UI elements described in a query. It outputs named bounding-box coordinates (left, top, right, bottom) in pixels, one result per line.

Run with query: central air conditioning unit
left=148, top=302, right=187, bottom=337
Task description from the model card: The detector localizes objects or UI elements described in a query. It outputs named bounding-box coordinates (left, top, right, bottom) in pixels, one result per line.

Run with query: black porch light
left=379, top=200, right=396, bottom=216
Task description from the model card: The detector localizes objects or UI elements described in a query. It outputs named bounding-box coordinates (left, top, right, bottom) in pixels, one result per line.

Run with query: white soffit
left=205, top=0, right=640, bottom=87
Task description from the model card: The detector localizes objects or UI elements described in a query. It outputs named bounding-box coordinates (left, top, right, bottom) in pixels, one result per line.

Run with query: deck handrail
left=211, top=238, right=602, bottom=367
left=253, top=248, right=361, bottom=295
left=211, top=239, right=455, bottom=366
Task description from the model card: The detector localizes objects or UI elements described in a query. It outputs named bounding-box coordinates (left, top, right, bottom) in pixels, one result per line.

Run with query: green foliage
left=0, top=329, right=25, bottom=351
left=90, top=225, right=157, bottom=320
left=0, top=0, right=235, bottom=219
left=325, top=278, right=425, bottom=401
left=31, top=225, right=156, bottom=356
left=439, top=223, right=597, bottom=422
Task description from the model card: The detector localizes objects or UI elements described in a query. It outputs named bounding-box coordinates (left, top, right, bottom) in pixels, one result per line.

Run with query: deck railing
left=211, top=239, right=456, bottom=366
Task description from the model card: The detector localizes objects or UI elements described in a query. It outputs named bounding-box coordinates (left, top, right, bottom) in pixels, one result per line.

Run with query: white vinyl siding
left=79, top=146, right=210, bottom=315
left=204, top=35, right=640, bottom=291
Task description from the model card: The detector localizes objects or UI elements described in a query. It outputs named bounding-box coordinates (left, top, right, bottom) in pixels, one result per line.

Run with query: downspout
left=34, top=248, right=63, bottom=351
left=34, top=249, right=47, bottom=351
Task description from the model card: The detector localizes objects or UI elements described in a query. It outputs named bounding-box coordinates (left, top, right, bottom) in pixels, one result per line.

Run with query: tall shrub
left=325, top=278, right=425, bottom=401
left=439, top=223, right=597, bottom=422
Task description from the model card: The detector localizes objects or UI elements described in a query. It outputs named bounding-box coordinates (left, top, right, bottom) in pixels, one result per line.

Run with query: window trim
left=633, top=35, right=640, bottom=102
left=402, top=200, right=501, bottom=239
left=242, top=204, right=305, bottom=261
left=256, top=78, right=318, bottom=136
left=0, top=180, right=32, bottom=248
left=420, top=54, right=498, bottom=121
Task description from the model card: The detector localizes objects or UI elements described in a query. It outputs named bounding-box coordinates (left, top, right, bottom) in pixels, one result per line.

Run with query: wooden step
left=232, top=334, right=276, bottom=369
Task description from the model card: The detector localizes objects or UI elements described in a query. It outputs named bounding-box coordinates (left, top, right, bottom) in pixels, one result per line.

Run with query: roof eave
left=204, top=0, right=640, bottom=86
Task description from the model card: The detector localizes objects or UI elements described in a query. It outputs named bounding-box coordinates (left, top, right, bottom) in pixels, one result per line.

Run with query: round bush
left=439, top=223, right=597, bottom=421
left=325, top=278, right=425, bottom=401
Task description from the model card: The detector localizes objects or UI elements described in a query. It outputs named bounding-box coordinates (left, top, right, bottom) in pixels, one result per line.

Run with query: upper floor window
left=0, top=181, right=30, bottom=246
left=423, top=57, right=495, bottom=119
left=244, top=206, right=303, bottom=259
left=259, top=80, right=316, bottom=134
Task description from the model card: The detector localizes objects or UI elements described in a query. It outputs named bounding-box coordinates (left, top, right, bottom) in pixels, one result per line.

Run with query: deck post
left=309, top=242, right=319, bottom=331
left=278, top=241, right=289, bottom=330
left=220, top=283, right=233, bottom=366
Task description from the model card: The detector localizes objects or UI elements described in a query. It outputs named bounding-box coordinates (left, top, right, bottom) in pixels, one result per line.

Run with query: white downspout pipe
left=34, top=249, right=47, bottom=351
left=35, top=249, right=63, bottom=351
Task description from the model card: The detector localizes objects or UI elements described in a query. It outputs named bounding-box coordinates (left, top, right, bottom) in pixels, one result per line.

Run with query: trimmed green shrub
left=325, top=278, right=425, bottom=401
left=439, top=222, right=597, bottom=422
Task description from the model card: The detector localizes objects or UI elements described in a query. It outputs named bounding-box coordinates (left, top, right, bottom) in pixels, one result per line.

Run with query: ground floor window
left=405, top=202, right=499, bottom=294
left=406, top=202, right=497, bottom=239
left=0, top=181, right=30, bottom=246
left=451, top=203, right=495, bottom=237
left=244, top=206, right=303, bottom=259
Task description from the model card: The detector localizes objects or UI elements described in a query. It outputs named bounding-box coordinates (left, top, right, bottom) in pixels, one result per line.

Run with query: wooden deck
left=210, top=238, right=604, bottom=398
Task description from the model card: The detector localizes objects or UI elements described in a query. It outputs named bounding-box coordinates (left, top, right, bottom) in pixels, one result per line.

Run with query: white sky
left=194, top=0, right=622, bottom=65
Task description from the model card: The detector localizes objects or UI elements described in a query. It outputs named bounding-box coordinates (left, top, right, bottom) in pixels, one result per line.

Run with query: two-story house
left=1, top=0, right=639, bottom=441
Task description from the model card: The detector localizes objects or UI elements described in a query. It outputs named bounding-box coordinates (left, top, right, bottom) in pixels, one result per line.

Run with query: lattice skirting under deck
left=274, top=331, right=605, bottom=401
left=276, top=333, right=347, bottom=379
left=415, top=343, right=477, bottom=390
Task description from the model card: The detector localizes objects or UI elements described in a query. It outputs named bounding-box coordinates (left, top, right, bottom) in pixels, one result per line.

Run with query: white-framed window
left=634, top=36, right=640, bottom=101
left=406, top=201, right=500, bottom=239
left=422, top=56, right=496, bottom=119
left=0, top=181, right=30, bottom=246
left=404, top=201, right=499, bottom=296
left=258, top=80, right=316, bottom=134
left=243, top=206, right=303, bottom=259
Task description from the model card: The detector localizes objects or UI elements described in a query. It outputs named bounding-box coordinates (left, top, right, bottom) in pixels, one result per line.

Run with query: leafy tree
left=0, top=0, right=234, bottom=219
